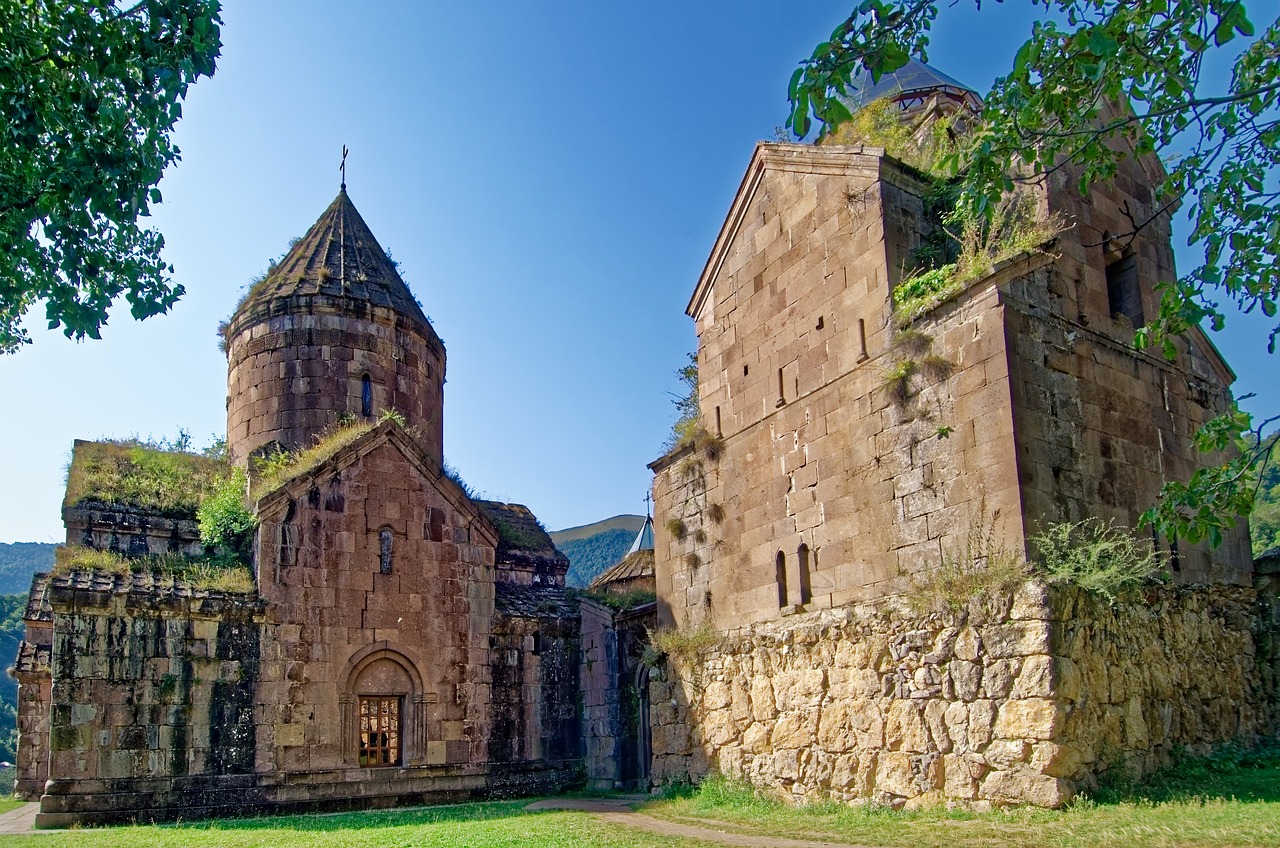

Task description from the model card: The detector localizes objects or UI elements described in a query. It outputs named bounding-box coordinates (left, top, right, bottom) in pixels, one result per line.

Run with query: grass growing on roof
left=893, top=189, right=1067, bottom=324
left=64, top=441, right=231, bottom=519
left=53, top=546, right=255, bottom=594
left=250, top=421, right=375, bottom=498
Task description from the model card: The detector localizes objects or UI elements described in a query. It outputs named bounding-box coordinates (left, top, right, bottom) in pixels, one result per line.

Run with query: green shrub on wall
left=197, top=466, right=256, bottom=560
left=1031, top=519, right=1163, bottom=601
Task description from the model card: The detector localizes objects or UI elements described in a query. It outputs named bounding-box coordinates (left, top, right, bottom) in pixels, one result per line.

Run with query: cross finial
left=644, top=491, right=652, bottom=518
left=339, top=144, right=349, bottom=190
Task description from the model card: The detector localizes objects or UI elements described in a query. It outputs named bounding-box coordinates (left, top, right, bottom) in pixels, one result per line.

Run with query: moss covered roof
left=227, top=189, right=437, bottom=342
left=63, top=440, right=231, bottom=519
left=474, top=500, right=568, bottom=569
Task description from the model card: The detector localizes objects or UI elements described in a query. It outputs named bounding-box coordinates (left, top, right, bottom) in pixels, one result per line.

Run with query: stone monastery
left=14, top=61, right=1279, bottom=823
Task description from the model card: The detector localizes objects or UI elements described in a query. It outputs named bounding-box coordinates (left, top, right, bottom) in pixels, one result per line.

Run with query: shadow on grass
left=1084, top=740, right=1280, bottom=806
left=173, top=799, right=554, bottom=833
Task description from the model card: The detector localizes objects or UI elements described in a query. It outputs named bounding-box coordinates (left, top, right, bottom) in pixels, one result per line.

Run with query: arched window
left=776, top=551, right=788, bottom=608
left=797, top=544, right=812, bottom=605
left=379, top=527, right=393, bottom=574
left=342, top=649, right=424, bottom=768
left=361, top=374, right=373, bottom=418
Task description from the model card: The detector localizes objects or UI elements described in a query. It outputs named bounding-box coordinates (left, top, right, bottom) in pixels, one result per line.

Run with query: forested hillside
left=0, top=593, right=25, bottom=763
left=550, top=515, right=645, bottom=588
left=0, top=542, right=55, bottom=594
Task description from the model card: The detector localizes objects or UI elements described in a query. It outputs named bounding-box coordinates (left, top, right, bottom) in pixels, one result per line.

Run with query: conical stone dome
left=224, top=189, right=445, bottom=465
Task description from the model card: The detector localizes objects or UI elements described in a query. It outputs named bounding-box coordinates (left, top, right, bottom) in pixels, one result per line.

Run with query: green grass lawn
left=3, top=744, right=1278, bottom=847
left=0, top=796, right=24, bottom=815
left=645, top=742, right=1280, bottom=848
left=0, top=802, right=717, bottom=848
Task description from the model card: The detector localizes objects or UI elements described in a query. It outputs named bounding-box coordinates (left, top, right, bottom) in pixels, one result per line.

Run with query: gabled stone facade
left=15, top=190, right=585, bottom=825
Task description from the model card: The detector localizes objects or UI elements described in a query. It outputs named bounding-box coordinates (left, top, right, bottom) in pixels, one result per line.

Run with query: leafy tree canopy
left=788, top=0, right=1277, bottom=546
left=0, top=0, right=222, bottom=353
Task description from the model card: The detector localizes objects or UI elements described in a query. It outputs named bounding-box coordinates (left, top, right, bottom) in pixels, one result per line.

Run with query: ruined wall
left=654, top=145, right=1027, bottom=631
left=63, top=506, right=204, bottom=559
left=35, top=575, right=264, bottom=827
left=649, top=581, right=1278, bottom=808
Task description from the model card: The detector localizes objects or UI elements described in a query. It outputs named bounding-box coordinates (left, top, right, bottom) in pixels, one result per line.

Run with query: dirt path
left=524, top=798, right=871, bottom=848
left=0, top=803, right=41, bottom=834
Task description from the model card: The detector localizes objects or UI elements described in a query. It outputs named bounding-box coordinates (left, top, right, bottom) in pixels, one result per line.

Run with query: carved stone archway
left=339, top=642, right=433, bottom=766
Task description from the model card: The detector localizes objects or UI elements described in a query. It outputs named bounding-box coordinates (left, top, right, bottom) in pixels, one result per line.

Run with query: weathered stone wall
left=63, top=505, right=204, bottom=559
left=649, top=581, right=1278, bottom=808
left=1001, top=268, right=1249, bottom=585
left=654, top=144, right=1027, bottom=632
left=488, top=607, right=581, bottom=766
left=13, top=643, right=51, bottom=800
left=580, top=599, right=621, bottom=789
left=580, top=599, right=656, bottom=790
left=36, top=576, right=265, bottom=827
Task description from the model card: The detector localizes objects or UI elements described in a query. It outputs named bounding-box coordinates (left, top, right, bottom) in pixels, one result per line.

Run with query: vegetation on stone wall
left=64, top=439, right=231, bottom=519
left=1031, top=519, right=1162, bottom=602
left=250, top=421, right=375, bottom=498
left=52, top=546, right=254, bottom=593
left=908, top=516, right=1165, bottom=611
left=822, top=98, right=960, bottom=177
left=196, top=467, right=255, bottom=561
left=789, top=1, right=1279, bottom=548
left=892, top=189, right=1067, bottom=325
left=648, top=621, right=720, bottom=661
left=905, top=517, right=1027, bottom=612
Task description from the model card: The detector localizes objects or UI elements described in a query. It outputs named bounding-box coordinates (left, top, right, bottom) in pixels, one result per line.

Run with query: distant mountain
left=0, top=542, right=55, bottom=595
left=550, top=515, right=646, bottom=588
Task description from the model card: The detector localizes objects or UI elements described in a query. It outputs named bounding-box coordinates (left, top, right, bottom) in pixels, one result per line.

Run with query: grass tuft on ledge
left=251, top=421, right=376, bottom=498
left=64, top=440, right=231, bottom=519
left=53, top=546, right=255, bottom=594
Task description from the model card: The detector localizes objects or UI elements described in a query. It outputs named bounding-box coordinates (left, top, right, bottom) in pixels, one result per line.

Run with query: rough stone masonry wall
left=649, top=581, right=1279, bottom=808
left=37, top=581, right=264, bottom=827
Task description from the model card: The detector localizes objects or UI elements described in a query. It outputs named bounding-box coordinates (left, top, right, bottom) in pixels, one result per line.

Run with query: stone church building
left=14, top=189, right=586, bottom=825
left=12, top=60, right=1278, bottom=821
left=646, top=62, right=1276, bottom=805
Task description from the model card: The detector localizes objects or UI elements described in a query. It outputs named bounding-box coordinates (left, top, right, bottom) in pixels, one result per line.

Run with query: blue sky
left=1, top=1, right=1274, bottom=542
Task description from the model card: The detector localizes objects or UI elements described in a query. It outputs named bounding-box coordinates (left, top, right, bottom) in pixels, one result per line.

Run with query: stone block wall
left=648, top=581, right=1278, bottom=808
left=253, top=430, right=498, bottom=778
left=1001, top=267, right=1249, bottom=584
left=63, top=506, right=204, bottom=559
left=488, top=607, right=581, bottom=766
left=36, top=577, right=265, bottom=827
left=580, top=599, right=657, bottom=790
left=225, top=307, right=445, bottom=464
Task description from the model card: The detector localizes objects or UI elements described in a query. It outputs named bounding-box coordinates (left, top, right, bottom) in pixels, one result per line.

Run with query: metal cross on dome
left=340, top=145, right=349, bottom=190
